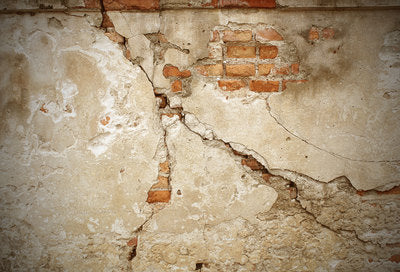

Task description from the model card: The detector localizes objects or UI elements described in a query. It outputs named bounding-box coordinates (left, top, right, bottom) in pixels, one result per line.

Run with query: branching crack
left=266, top=96, right=400, bottom=163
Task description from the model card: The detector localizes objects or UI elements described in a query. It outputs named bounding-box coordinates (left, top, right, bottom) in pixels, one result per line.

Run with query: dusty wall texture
left=0, top=0, right=400, bottom=271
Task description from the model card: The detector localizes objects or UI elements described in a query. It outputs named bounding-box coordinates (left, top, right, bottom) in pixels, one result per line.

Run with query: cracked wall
left=0, top=1, right=400, bottom=271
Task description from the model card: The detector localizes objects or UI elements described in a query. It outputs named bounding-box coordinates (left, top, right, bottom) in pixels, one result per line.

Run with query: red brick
left=250, top=80, right=279, bottom=92
left=275, top=66, right=290, bottom=75
left=282, top=80, right=307, bottom=90
left=202, top=0, right=218, bottom=7
left=226, top=64, right=255, bottom=77
left=256, top=28, right=283, bottom=42
left=163, top=65, right=191, bottom=78
left=322, top=28, right=335, bottom=39
left=103, top=0, right=159, bottom=10
left=309, top=27, right=319, bottom=41
left=100, top=116, right=110, bottom=126
left=104, top=31, right=125, bottom=43
left=159, top=161, right=170, bottom=174
left=220, top=0, right=276, bottom=8
left=218, top=80, right=246, bottom=91
left=356, top=190, right=366, bottom=196
left=171, top=80, right=182, bottom=92
left=151, top=176, right=169, bottom=190
left=196, top=64, right=223, bottom=76
left=389, top=254, right=400, bottom=263
left=84, top=0, right=101, bottom=9
left=258, top=64, right=274, bottom=75
left=262, top=173, right=271, bottom=182
left=127, top=237, right=138, bottom=247
left=241, top=158, right=264, bottom=170
left=377, top=185, right=400, bottom=195
left=227, top=46, right=256, bottom=58
left=40, top=104, right=48, bottom=113
left=259, top=46, right=278, bottom=59
left=210, top=30, right=220, bottom=42
left=222, top=30, right=252, bottom=42
left=291, top=63, right=299, bottom=74
left=147, top=190, right=171, bottom=203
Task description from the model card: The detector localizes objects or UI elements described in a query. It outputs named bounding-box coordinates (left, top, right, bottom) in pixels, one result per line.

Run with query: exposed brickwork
left=223, top=30, right=253, bottom=42
left=147, top=191, right=171, bottom=203
left=220, top=0, right=276, bottom=8
left=250, top=80, right=280, bottom=92
left=84, top=0, right=101, bottom=9
left=259, top=45, right=278, bottom=59
left=308, top=26, right=319, bottom=41
left=226, top=64, right=255, bottom=77
left=227, top=46, right=256, bottom=58
left=322, top=27, right=335, bottom=39
left=256, top=28, right=283, bottom=41
left=196, top=64, right=223, bottom=76
left=103, top=0, right=159, bottom=11
left=218, top=80, right=246, bottom=91
left=309, top=26, right=336, bottom=42
left=196, top=25, right=307, bottom=92
left=163, top=65, right=191, bottom=78
left=259, top=63, right=274, bottom=75
left=241, top=158, right=264, bottom=170
left=171, top=80, right=182, bottom=92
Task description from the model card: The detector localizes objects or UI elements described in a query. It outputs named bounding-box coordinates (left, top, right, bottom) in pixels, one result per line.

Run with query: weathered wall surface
left=0, top=0, right=399, bottom=271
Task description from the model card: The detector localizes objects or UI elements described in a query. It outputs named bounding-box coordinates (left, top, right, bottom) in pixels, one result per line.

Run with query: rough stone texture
left=0, top=4, right=400, bottom=272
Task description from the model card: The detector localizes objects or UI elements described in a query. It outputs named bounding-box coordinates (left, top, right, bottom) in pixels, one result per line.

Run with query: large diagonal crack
left=97, top=9, right=381, bottom=264
left=266, top=96, right=400, bottom=163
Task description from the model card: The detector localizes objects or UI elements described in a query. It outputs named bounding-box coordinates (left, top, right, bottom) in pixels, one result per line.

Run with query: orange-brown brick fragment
left=218, top=80, right=246, bottom=91
left=147, top=190, right=171, bottom=203
left=220, top=0, right=276, bottom=8
left=210, top=30, right=220, bottom=42
left=241, top=158, right=264, bottom=170
left=256, top=28, right=283, bottom=41
left=84, top=0, right=101, bottom=9
left=227, top=46, right=256, bottom=58
left=171, top=80, right=182, bottom=92
left=159, top=161, right=170, bottom=174
left=101, top=13, right=114, bottom=28
left=262, top=173, right=271, bottom=182
left=389, top=254, right=400, bottom=263
left=40, top=104, right=48, bottom=113
left=259, top=45, right=278, bottom=59
left=104, top=31, right=125, bottom=43
left=291, top=63, right=299, bottom=74
left=222, top=30, right=252, bottom=42
left=127, top=237, right=138, bottom=247
left=226, top=64, right=255, bottom=77
left=250, top=80, right=279, bottom=92
left=163, top=65, right=191, bottom=78
left=322, top=28, right=335, bottom=39
left=377, top=185, right=400, bottom=195
left=258, top=64, right=274, bottom=76
left=100, top=116, right=110, bottom=126
left=309, top=27, right=319, bottom=40
left=196, top=64, right=223, bottom=76
left=275, top=66, right=290, bottom=75
left=151, top=176, right=169, bottom=190
left=103, top=0, right=159, bottom=10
